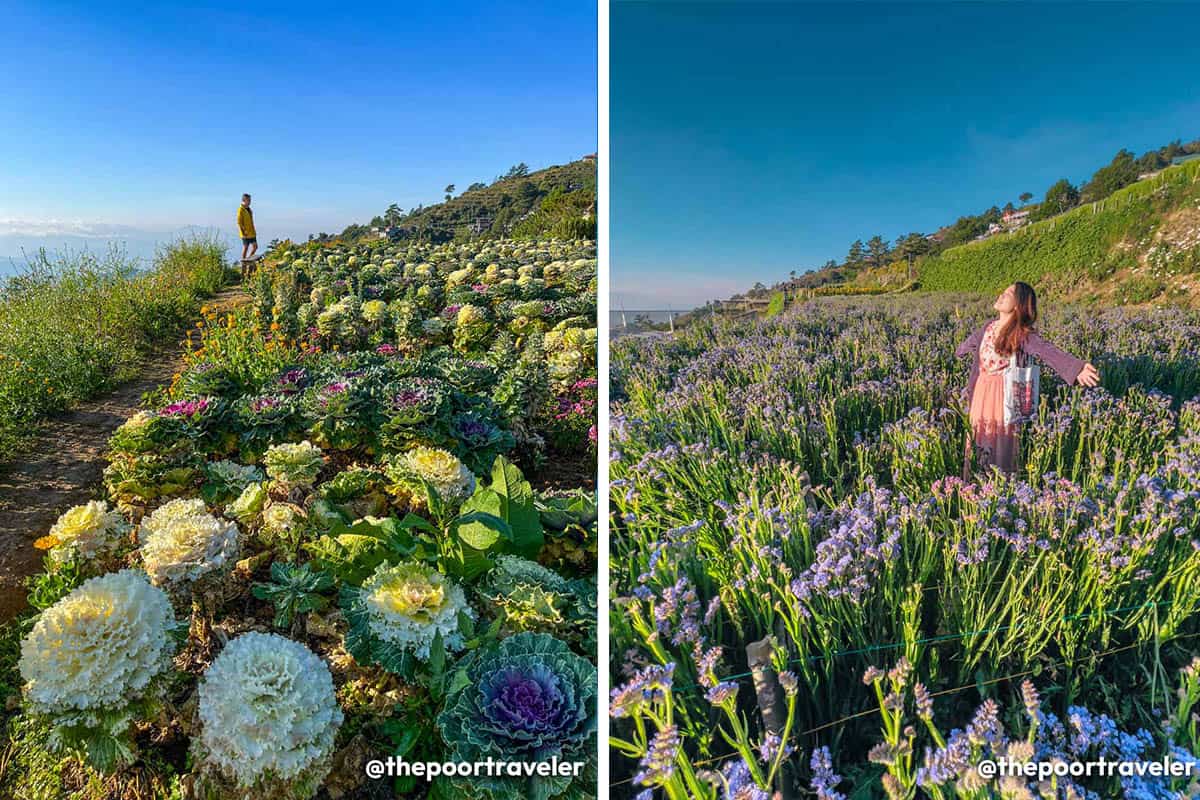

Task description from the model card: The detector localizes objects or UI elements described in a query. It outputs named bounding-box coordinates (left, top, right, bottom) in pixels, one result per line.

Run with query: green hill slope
left=919, top=159, right=1200, bottom=304
left=337, top=158, right=596, bottom=244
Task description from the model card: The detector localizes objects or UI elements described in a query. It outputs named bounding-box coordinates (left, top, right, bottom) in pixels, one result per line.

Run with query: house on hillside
left=1002, top=208, right=1030, bottom=229
left=1172, top=153, right=1200, bottom=166
left=581, top=153, right=597, bottom=162
left=926, top=228, right=949, bottom=244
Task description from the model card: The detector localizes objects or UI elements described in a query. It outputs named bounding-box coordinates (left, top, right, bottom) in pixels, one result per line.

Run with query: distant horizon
left=1, top=1, right=596, bottom=267
left=0, top=152, right=591, bottom=271
left=611, top=1, right=1200, bottom=309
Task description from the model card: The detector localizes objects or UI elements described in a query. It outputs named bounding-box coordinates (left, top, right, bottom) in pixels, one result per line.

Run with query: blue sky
left=0, top=0, right=596, bottom=267
left=612, top=1, right=1200, bottom=309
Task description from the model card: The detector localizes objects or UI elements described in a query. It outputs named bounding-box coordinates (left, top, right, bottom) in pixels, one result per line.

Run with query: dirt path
left=0, top=288, right=249, bottom=623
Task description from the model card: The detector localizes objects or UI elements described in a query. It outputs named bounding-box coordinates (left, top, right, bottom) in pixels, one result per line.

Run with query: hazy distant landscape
left=0, top=225, right=232, bottom=274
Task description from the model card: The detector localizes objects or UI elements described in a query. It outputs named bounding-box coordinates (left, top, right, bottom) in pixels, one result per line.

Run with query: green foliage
left=921, top=159, right=1200, bottom=293
left=1081, top=148, right=1139, bottom=203
left=764, top=291, right=785, bottom=318
left=0, top=236, right=226, bottom=454
left=25, top=561, right=86, bottom=611
left=454, top=457, right=544, bottom=564
left=304, top=515, right=420, bottom=585
left=250, top=561, right=334, bottom=630
left=1029, top=177, right=1081, bottom=221
left=335, top=159, right=596, bottom=244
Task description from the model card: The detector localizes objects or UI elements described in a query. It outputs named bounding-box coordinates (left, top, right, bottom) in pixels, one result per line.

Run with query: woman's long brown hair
left=994, top=281, right=1037, bottom=357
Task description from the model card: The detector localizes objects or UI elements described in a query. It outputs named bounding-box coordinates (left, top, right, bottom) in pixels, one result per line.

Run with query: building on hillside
left=581, top=153, right=597, bottom=162
left=1138, top=171, right=1162, bottom=181
left=986, top=222, right=1003, bottom=236
left=926, top=228, right=949, bottom=244
left=1171, top=153, right=1200, bottom=166
left=1001, top=208, right=1030, bottom=229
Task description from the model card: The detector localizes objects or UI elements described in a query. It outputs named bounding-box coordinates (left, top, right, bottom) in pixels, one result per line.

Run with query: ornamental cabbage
left=195, top=632, right=342, bottom=798
left=343, top=561, right=473, bottom=673
left=263, top=440, right=325, bottom=489
left=19, top=570, right=176, bottom=770
left=139, top=498, right=240, bottom=589
left=20, top=569, right=175, bottom=715
left=478, top=556, right=573, bottom=637
left=361, top=299, right=388, bottom=324
left=38, top=500, right=130, bottom=569
left=437, top=632, right=597, bottom=800
left=385, top=446, right=476, bottom=509
left=227, top=480, right=268, bottom=525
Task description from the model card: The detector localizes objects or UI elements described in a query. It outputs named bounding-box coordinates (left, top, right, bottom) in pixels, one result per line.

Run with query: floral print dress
left=956, top=319, right=1087, bottom=478
left=968, top=321, right=1017, bottom=473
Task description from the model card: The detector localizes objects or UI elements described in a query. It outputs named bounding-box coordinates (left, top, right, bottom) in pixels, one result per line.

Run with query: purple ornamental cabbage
left=437, top=632, right=596, bottom=800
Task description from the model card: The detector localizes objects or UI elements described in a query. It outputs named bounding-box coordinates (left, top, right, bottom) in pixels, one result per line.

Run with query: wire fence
left=609, top=629, right=1200, bottom=791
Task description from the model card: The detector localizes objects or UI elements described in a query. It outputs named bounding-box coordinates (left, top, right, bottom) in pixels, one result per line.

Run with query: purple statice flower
left=711, top=758, right=770, bottom=800
left=1020, top=679, right=1040, bottom=724
left=441, top=303, right=462, bottom=320
left=914, top=682, right=933, bottom=720
left=375, top=343, right=398, bottom=355
left=635, top=725, right=680, bottom=787
left=322, top=381, right=350, bottom=396
left=610, top=663, right=674, bottom=719
left=810, top=746, right=846, bottom=800
left=917, top=730, right=974, bottom=787
left=757, top=732, right=794, bottom=763
left=704, top=682, right=738, bottom=708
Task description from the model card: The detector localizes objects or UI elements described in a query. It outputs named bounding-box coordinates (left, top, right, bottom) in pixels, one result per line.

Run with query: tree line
left=782, top=136, right=1200, bottom=291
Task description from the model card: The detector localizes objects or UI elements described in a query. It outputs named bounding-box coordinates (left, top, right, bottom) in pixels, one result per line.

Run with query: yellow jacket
left=237, top=205, right=256, bottom=238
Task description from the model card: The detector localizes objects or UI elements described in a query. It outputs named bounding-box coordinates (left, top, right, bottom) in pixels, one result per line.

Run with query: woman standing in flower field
left=957, top=281, right=1101, bottom=474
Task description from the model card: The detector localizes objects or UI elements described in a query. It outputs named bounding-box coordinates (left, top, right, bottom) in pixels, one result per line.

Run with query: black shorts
left=241, top=237, right=257, bottom=245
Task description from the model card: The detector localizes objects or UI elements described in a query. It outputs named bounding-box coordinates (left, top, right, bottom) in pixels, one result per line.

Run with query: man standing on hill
left=237, top=193, right=257, bottom=277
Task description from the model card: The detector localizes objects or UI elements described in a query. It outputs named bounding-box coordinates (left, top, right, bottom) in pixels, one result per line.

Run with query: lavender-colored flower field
left=609, top=295, right=1200, bottom=799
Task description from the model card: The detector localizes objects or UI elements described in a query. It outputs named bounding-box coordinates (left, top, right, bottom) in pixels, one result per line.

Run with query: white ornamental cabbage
left=41, top=500, right=130, bottom=568
left=197, top=632, right=342, bottom=792
left=389, top=446, right=476, bottom=506
left=139, top=498, right=240, bottom=588
left=19, top=570, right=175, bottom=716
left=359, top=561, right=472, bottom=660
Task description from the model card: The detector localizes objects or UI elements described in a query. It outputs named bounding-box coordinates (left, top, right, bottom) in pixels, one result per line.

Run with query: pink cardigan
left=955, top=322, right=1086, bottom=406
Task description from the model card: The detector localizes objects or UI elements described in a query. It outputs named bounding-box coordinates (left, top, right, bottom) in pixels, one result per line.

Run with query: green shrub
left=0, top=236, right=226, bottom=453
left=920, top=159, right=1200, bottom=292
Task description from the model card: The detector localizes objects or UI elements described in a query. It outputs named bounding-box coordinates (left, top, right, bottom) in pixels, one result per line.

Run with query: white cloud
left=0, top=218, right=160, bottom=238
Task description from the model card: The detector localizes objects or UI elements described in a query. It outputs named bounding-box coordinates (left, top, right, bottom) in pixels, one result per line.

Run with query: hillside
left=919, top=158, right=1200, bottom=305
left=333, top=157, right=596, bottom=245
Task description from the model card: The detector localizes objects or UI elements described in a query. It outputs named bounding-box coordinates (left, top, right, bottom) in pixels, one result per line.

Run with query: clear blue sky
left=0, top=0, right=596, bottom=265
left=612, top=1, right=1200, bottom=309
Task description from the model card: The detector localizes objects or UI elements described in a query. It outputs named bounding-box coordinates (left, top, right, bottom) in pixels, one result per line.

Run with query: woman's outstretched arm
left=1024, top=332, right=1099, bottom=386
left=955, top=325, right=984, bottom=358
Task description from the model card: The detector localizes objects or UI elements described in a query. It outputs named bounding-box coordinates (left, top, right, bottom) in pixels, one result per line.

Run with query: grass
left=920, top=158, right=1200, bottom=293
left=0, top=237, right=227, bottom=455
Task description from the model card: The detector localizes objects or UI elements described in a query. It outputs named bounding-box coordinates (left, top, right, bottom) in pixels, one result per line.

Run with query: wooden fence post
left=746, top=636, right=798, bottom=799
